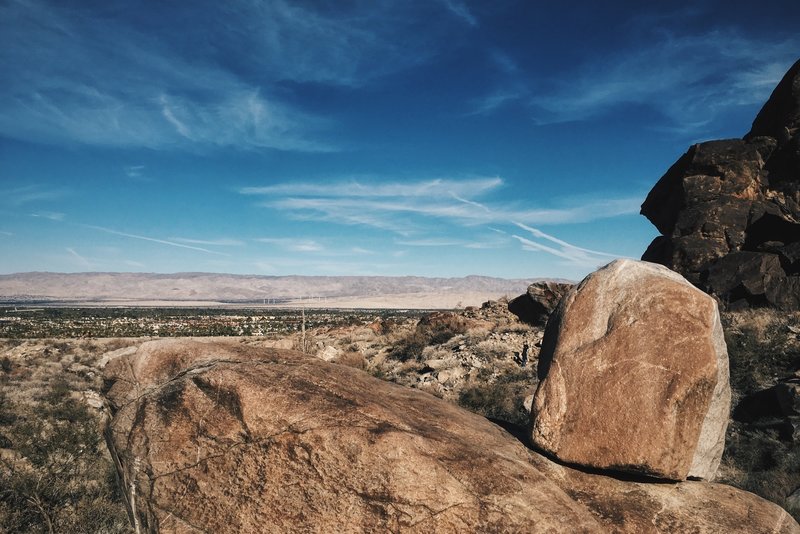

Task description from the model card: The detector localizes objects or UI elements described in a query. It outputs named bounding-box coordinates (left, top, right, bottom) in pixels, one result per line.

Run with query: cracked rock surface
left=103, top=338, right=797, bottom=533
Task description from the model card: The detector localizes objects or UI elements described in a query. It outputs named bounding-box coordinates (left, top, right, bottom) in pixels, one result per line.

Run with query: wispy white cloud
left=514, top=222, right=620, bottom=256
left=527, top=29, right=800, bottom=129
left=248, top=177, right=640, bottom=237
left=511, top=234, right=620, bottom=269
left=464, top=238, right=509, bottom=250
left=170, top=237, right=245, bottom=246
left=466, top=90, right=525, bottom=116
left=240, top=177, right=503, bottom=198
left=0, top=0, right=455, bottom=151
left=439, top=0, right=478, bottom=27
left=396, top=238, right=463, bottom=247
left=255, top=238, right=324, bottom=253
left=124, top=165, right=147, bottom=180
left=1, top=185, right=68, bottom=206
left=0, top=2, right=331, bottom=151
left=510, top=221, right=629, bottom=267
left=0, top=230, right=13, bottom=236
left=83, top=225, right=229, bottom=256
left=241, top=175, right=640, bottom=268
left=30, top=211, right=65, bottom=221
left=65, top=247, right=92, bottom=269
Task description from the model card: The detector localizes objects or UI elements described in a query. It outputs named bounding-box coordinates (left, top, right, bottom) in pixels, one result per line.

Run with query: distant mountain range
left=0, top=272, right=556, bottom=306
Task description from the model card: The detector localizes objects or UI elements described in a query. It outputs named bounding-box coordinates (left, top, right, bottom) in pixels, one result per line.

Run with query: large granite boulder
left=102, top=338, right=798, bottom=533
left=508, top=280, right=574, bottom=325
left=641, top=58, right=800, bottom=310
left=530, top=259, right=731, bottom=481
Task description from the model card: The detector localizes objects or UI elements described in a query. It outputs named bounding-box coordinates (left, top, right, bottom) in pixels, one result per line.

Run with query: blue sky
left=1, top=1, right=798, bottom=280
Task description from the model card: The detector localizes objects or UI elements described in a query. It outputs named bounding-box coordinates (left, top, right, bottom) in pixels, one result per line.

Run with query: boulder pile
left=641, top=58, right=800, bottom=310
left=103, top=333, right=797, bottom=532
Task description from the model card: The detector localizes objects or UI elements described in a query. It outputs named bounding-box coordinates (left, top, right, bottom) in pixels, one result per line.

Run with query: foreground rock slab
left=531, top=259, right=731, bottom=480
left=103, top=339, right=796, bottom=533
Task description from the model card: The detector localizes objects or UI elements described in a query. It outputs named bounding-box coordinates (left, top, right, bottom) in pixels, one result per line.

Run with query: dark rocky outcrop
left=103, top=339, right=798, bottom=533
left=641, top=58, right=800, bottom=310
left=733, top=377, right=800, bottom=442
left=508, top=281, right=573, bottom=325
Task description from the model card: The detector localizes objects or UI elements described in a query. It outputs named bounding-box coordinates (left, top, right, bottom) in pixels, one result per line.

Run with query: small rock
left=437, top=367, right=466, bottom=384
left=523, top=394, right=534, bottom=413
left=98, top=345, right=138, bottom=369
left=83, top=390, right=104, bottom=410
left=316, top=345, right=341, bottom=362
left=509, top=281, right=574, bottom=325
left=423, top=358, right=454, bottom=370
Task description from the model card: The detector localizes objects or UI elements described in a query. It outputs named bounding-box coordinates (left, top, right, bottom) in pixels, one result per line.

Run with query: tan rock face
left=531, top=259, right=731, bottom=481
left=104, top=339, right=596, bottom=533
left=102, top=339, right=798, bottom=533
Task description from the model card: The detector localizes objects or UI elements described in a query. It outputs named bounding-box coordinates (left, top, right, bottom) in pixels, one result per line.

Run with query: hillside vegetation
left=0, top=304, right=798, bottom=530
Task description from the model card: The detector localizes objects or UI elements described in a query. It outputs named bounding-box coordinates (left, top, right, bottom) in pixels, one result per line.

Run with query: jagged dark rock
left=508, top=281, right=573, bottom=326
left=641, top=58, right=800, bottom=310
left=733, top=378, right=800, bottom=442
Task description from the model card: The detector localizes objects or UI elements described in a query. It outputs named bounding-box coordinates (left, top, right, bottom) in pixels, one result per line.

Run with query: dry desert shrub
left=722, top=310, right=800, bottom=395
left=0, top=379, right=130, bottom=533
left=335, top=350, right=367, bottom=370
left=720, top=426, right=800, bottom=522
left=719, top=309, right=800, bottom=522
left=473, top=340, right=512, bottom=361
left=388, top=312, right=468, bottom=362
left=457, top=367, right=536, bottom=427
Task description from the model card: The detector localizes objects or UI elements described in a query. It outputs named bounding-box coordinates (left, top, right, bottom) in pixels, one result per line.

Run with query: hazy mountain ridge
left=0, top=272, right=554, bottom=303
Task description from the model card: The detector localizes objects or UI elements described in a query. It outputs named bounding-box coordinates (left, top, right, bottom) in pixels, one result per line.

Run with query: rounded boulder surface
left=531, top=259, right=731, bottom=481
left=101, top=338, right=797, bottom=533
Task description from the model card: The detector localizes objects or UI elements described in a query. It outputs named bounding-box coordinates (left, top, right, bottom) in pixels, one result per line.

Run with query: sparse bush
left=457, top=369, right=535, bottom=427
left=0, top=390, right=17, bottom=426
left=723, top=310, right=800, bottom=395
left=0, top=380, right=131, bottom=533
left=336, top=350, right=367, bottom=370
left=1, top=356, right=11, bottom=374
left=473, top=340, right=511, bottom=361
left=719, top=310, right=800, bottom=522
left=720, top=423, right=800, bottom=522
left=388, top=312, right=468, bottom=362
